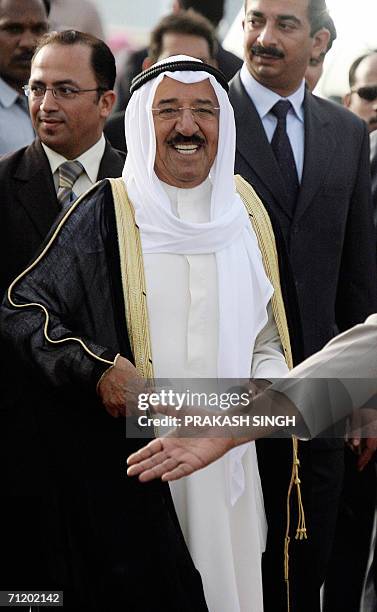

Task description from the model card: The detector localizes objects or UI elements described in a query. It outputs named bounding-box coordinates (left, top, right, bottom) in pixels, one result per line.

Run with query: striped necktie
left=57, top=160, right=84, bottom=210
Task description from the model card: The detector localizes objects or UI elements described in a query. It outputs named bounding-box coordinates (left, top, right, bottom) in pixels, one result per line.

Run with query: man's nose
left=257, top=21, right=278, bottom=48
left=175, top=108, right=199, bottom=135
left=18, top=28, right=38, bottom=50
left=39, top=89, right=59, bottom=112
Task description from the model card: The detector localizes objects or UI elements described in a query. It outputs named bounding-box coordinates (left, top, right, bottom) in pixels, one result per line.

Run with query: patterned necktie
left=270, top=100, right=299, bottom=215
left=57, top=160, right=84, bottom=210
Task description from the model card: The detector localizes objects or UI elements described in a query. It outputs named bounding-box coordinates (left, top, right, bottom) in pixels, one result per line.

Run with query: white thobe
left=143, top=178, right=289, bottom=612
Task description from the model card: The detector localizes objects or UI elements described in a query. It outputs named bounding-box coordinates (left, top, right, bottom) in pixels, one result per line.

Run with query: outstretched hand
left=127, top=436, right=235, bottom=482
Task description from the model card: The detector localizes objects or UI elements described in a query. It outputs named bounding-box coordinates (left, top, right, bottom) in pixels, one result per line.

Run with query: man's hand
left=97, top=356, right=147, bottom=418
left=127, top=436, right=235, bottom=482
left=347, top=408, right=377, bottom=470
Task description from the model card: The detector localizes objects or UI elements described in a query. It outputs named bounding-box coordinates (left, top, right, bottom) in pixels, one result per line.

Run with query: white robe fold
left=144, top=179, right=289, bottom=612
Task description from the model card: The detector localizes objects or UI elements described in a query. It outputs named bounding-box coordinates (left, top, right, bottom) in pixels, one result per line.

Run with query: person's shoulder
left=56, top=180, right=113, bottom=234
left=216, top=45, right=243, bottom=81
left=308, top=92, right=366, bottom=131
left=105, top=111, right=125, bottom=130
left=228, top=69, right=242, bottom=91
left=109, top=144, right=126, bottom=163
left=104, top=113, right=127, bottom=154
left=101, top=139, right=126, bottom=177
left=0, top=144, right=30, bottom=177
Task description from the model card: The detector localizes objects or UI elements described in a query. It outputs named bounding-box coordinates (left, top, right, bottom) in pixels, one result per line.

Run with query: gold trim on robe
left=109, top=175, right=307, bottom=612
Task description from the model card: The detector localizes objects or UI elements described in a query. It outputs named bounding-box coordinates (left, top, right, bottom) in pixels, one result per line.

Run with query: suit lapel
left=294, top=92, right=336, bottom=222
left=13, top=140, right=59, bottom=239
left=97, top=141, right=125, bottom=179
left=230, top=74, right=293, bottom=219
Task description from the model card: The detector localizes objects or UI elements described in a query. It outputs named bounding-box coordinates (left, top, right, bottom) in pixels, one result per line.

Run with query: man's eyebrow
left=246, top=10, right=301, bottom=25
left=30, top=79, right=79, bottom=87
left=155, top=97, right=179, bottom=105
left=246, top=10, right=265, bottom=18
left=277, top=14, right=301, bottom=25
left=195, top=98, right=216, bottom=105
left=155, top=97, right=216, bottom=105
left=0, top=19, right=23, bottom=26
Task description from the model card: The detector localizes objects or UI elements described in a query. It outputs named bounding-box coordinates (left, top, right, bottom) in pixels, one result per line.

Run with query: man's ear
left=343, top=92, right=352, bottom=109
left=142, top=56, right=153, bottom=70
left=99, top=90, right=116, bottom=118
left=311, top=27, right=331, bottom=62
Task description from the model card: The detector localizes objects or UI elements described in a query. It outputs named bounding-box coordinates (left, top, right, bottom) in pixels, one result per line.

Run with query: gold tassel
left=284, top=436, right=308, bottom=612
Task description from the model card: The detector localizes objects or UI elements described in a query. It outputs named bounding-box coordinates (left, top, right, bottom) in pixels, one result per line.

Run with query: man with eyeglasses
left=0, top=29, right=125, bottom=300
left=104, top=9, right=218, bottom=153
left=0, top=0, right=49, bottom=155
left=0, top=28, right=124, bottom=603
left=344, top=50, right=377, bottom=134
left=0, top=55, right=293, bottom=610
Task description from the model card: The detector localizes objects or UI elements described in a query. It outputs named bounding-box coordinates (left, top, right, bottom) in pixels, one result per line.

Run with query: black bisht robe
left=0, top=180, right=208, bottom=612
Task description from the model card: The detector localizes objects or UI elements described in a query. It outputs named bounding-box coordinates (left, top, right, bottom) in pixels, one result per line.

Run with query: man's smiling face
left=152, top=76, right=219, bottom=188
left=243, top=0, right=328, bottom=96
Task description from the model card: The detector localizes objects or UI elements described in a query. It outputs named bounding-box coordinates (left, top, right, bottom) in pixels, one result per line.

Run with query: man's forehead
left=355, top=54, right=377, bottom=84
left=32, top=43, right=92, bottom=72
left=0, top=0, right=47, bottom=21
left=245, top=0, right=310, bottom=19
left=160, top=33, right=211, bottom=63
left=153, top=76, right=218, bottom=103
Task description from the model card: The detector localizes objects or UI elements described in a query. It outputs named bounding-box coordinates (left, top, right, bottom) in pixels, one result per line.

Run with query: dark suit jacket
left=105, top=111, right=127, bottom=154
left=0, top=138, right=125, bottom=298
left=229, top=72, right=377, bottom=358
left=229, top=72, right=377, bottom=611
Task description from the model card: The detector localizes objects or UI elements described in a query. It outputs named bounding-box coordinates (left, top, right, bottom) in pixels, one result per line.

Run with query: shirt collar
left=0, top=76, right=21, bottom=108
left=161, top=177, right=212, bottom=219
left=41, top=134, right=106, bottom=182
left=240, top=63, right=305, bottom=122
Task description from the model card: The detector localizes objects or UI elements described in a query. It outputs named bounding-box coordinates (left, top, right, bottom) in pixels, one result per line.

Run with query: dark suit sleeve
left=335, top=123, right=377, bottom=331
left=0, top=183, right=119, bottom=391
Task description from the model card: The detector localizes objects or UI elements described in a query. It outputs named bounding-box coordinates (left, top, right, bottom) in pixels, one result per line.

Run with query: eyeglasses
left=151, top=106, right=220, bottom=121
left=351, top=85, right=377, bottom=102
left=23, top=84, right=106, bottom=100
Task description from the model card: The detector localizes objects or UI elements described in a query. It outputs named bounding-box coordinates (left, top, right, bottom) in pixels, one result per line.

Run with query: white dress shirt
left=0, top=77, right=35, bottom=156
left=41, top=134, right=106, bottom=196
left=240, top=64, right=305, bottom=181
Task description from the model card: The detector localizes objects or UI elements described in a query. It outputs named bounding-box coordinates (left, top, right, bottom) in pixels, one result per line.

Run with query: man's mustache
left=251, top=45, right=285, bottom=59
left=167, top=134, right=205, bottom=146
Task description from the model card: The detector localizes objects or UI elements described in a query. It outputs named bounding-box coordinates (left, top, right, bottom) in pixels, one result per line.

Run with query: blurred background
left=91, top=0, right=377, bottom=99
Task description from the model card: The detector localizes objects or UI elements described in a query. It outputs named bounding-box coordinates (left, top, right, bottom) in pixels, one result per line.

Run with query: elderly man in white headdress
left=1, top=56, right=291, bottom=611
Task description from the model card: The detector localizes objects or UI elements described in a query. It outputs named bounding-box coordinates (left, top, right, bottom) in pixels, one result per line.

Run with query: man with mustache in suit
left=228, top=0, right=377, bottom=610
